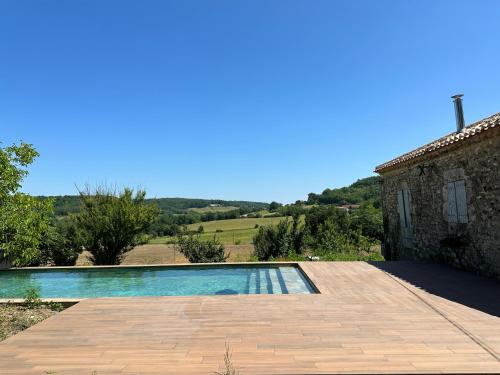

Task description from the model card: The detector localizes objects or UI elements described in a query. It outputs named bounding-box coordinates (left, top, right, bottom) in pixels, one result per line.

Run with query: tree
left=176, top=233, right=227, bottom=263
left=253, top=220, right=290, bottom=260
left=39, top=217, right=83, bottom=266
left=290, top=211, right=306, bottom=254
left=306, top=176, right=381, bottom=207
left=0, top=143, right=52, bottom=266
left=350, top=203, right=383, bottom=241
left=269, top=201, right=282, bottom=212
left=304, top=205, right=378, bottom=258
left=304, top=205, right=349, bottom=238
left=75, top=187, right=159, bottom=265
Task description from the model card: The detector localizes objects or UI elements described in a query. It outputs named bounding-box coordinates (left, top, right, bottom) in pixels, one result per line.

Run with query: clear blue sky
left=1, top=1, right=499, bottom=203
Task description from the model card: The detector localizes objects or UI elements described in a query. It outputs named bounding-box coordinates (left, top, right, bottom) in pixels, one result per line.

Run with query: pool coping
left=0, top=261, right=320, bottom=303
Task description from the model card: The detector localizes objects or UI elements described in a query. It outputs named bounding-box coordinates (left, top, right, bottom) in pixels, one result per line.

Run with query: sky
left=1, top=0, right=500, bottom=203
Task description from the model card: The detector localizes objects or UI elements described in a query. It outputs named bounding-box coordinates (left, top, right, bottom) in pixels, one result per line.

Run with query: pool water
left=0, top=265, right=315, bottom=298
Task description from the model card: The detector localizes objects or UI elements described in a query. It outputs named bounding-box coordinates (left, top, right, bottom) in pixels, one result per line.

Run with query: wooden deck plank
left=0, top=261, right=499, bottom=374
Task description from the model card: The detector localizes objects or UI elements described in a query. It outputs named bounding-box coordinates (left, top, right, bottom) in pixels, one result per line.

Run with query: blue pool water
left=0, top=265, right=315, bottom=298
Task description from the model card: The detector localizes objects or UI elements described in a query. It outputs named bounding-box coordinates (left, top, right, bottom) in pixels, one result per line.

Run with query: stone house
left=375, top=96, right=500, bottom=278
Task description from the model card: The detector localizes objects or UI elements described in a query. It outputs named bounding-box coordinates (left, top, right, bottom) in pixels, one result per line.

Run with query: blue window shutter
left=447, top=182, right=458, bottom=223
left=455, top=180, right=468, bottom=223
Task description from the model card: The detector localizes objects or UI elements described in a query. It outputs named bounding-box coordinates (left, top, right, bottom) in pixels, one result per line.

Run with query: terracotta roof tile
left=375, top=112, right=500, bottom=173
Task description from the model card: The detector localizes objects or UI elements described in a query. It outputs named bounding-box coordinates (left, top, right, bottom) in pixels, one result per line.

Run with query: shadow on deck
left=370, top=260, right=500, bottom=317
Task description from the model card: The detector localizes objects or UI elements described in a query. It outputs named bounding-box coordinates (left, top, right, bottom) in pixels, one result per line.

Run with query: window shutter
left=397, top=190, right=406, bottom=227
left=404, top=190, right=412, bottom=227
left=454, top=180, right=468, bottom=223
left=447, top=182, right=458, bottom=223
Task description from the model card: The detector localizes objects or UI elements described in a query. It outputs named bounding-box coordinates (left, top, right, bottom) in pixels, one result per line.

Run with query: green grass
left=149, top=216, right=285, bottom=245
left=189, top=217, right=283, bottom=231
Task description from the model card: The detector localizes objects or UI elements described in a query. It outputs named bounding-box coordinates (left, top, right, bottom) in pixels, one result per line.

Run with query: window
left=397, top=189, right=412, bottom=228
left=447, top=180, right=468, bottom=224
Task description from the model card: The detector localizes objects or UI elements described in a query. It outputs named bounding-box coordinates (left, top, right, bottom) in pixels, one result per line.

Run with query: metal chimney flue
left=451, top=94, right=465, bottom=132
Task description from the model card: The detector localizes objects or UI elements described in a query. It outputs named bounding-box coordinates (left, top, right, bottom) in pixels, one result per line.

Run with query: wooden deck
left=1, top=261, right=499, bottom=374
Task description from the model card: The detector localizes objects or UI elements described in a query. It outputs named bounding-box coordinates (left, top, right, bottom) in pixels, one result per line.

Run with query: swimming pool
left=0, top=265, right=316, bottom=298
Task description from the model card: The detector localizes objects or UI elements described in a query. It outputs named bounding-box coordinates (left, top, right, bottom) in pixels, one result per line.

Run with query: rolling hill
left=37, top=195, right=269, bottom=216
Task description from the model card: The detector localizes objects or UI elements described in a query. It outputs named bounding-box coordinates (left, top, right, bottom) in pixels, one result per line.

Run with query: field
left=76, top=244, right=256, bottom=265
left=187, top=206, right=238, bottom=213
left=149, top=216, right=285, bottom=245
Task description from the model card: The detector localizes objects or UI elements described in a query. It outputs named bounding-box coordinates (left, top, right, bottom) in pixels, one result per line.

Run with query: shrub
left=264, top=212, right=281, bottom=218
left=313, top=250, right=384, bottom=261
left=136, top=233, right=150, bottom=245
left=269, top=201, right=282, bottom=212
left=253, top=216, right=306, bottom=261
left=349, top=203, right=383, bottom=241
left=176, top=234, right=228, bottom=263
left=215, top=229, right=224, bottom=233
left=197, top=225, right=204, bottom=233
left=254, top=224, right=259, bottom=229
left=39, top=217, right=82, bottom=266
left=75, top=187, right=159, bottom=265
left=253, top=220, right=290, bottom=260
left=316, top=217, right=374, bottom=253
left=23, top=288, right=42, bottom=309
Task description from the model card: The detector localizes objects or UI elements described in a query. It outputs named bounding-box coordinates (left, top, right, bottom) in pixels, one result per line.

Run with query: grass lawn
left=149, top=216, right=285, bottom=246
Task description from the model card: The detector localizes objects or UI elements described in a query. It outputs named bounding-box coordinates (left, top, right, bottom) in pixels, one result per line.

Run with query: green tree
left=350, top=203, right=383, bottom=241
left=39, top=217, right=83, bottom=266
left=305, top=207, right=380, bottom=259
left=307, top=176, right=381, bottom=207
left=315, top=219, right=353, bottom=253
left=269, top=201, right=282, bottom=212
left=0, top=143, right=52, bottom=266
left=75, top=187, right=159, bottom=265
left=304, top=205, right=349, bottom=238
left=252, top=217, right=304, bottom=261
left=176, top=233, right=227, bottom=263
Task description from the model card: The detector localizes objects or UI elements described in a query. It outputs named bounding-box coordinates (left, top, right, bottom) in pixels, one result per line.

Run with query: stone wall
left=379, top=126, right=500, bottom=278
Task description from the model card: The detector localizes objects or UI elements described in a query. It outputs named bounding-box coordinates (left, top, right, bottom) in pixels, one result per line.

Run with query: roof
left=375, top=112, right=500, bottom=173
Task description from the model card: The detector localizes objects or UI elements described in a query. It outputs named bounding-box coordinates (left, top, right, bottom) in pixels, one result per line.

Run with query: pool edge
left=0, top=262, right=321, bottom=301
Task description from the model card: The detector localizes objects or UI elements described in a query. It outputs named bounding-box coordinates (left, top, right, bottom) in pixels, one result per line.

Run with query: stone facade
left=378, top=126, right=500, bottom=278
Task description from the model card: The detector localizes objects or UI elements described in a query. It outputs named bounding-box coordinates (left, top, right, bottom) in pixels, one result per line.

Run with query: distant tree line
left=37, top=195, right=269, bottom=239
left=39, top=195, right=269, bottom=216
left=307, top=176, right=381, bottom=208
